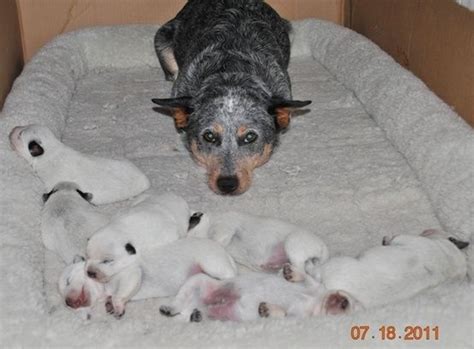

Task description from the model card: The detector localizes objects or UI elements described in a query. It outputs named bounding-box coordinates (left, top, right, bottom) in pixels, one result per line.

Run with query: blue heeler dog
left=152, top=0, right=311, bottom=195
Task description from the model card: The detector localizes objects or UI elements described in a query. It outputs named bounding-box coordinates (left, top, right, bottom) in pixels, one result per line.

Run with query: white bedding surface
left=0, top=20, right=472, bottom=348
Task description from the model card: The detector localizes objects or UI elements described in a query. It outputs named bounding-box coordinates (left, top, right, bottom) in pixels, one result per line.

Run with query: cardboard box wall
left=0, top=0, right=473, bottom=126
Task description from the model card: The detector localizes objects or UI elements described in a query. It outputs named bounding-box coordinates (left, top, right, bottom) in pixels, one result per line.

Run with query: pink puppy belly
left=203, top=285, right=240, bottom=321
left=260, top=242, right=289, bottom=271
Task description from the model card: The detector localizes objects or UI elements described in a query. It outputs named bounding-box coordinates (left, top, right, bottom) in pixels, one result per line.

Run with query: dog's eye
left=102, top=259, right=113, bottom=264
left=28, top=140, right=44, bottom=157
left=203, top=131, right=218, bottom=143
left=243, top=131, right=258, bottom=144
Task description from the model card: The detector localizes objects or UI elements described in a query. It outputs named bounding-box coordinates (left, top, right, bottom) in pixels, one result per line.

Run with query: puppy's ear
left=448, top=237, right=470, bottom=250
left=76, top=189, right=93, bottom=203
left=152, top=96, right=193, bottom=130
left=125, top=243, right=136, bottom=255
left=324, top=291, right=352, bottom=315
left=73, top=255, right=86, bottom=264
left=42, top=188, right=58, bottom=203
left=28, top=140, right=44, bottom=157
left=268, top=97, right=312, bottom=131
left=188, top=212, right=204, bottom=231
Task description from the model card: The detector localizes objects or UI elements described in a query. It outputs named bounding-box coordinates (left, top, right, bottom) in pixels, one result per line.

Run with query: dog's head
left=153, top=80, right=310, bottom=195
left=58, top=255, right=106, bottom=310
left=42, top=181, right=93, bottom=204
left=9, top=125, right=61, bottom=167
left=420, top=229, right=470, bottom=250
left=86, top=228, right=138, bottom=283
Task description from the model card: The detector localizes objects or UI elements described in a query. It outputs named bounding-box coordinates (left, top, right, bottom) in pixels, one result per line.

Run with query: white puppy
left=41, top=182, right=109, bottom=264
left=159, top=272, right=359, bottom=323
left=86, top=193, right=191, bottom=283
left=60, top=238, right=237, bottom=319
left=297, top=229, right=469, bottom=309
left=188, top=211, right=329, bottom=275
left=9, top=124, right=150, bottom=204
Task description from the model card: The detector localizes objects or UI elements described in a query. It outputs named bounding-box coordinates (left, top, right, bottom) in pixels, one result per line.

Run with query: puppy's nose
left=87, top=270, right=97, bottom=279
left=65, top=297, right=82, bottom=309
left=217, top=176, right=239, bottom=194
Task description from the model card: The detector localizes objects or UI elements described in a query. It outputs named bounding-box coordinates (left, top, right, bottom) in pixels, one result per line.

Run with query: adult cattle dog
left=153, top=0, right=311, bottom=195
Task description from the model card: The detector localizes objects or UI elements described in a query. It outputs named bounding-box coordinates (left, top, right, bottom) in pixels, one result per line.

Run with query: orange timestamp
left=350, top=325, right=440, bottom=341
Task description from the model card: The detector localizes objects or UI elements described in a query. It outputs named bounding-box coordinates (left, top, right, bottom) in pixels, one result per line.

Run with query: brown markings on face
left=275, top=107, right=290, bottom=129
left=234, top=144, right=273, bottom=194
left=190, top=141, right=222, bottom=193
left=173, top=108, right=189, bottom=129
left=237, top=125, right=248, bottom=138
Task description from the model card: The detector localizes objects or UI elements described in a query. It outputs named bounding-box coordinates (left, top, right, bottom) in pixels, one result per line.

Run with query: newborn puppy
left=188, top=211, right=328, bottom=275
left=9, top=124, right=150, bottom=204
left=86, top=193, right=191, bottom=283
left=159, top=272, right=358, bottom=322
left=58, top=256, right=107, bottom=320
left=298, top=229, right=469, bottom=309
left=61, top=238, right=237, bottom=319
left=41, top=182, right=109, bottom=264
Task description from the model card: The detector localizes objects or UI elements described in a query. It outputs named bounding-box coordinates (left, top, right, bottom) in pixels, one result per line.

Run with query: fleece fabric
left=0, top=20, right=472, bottom=348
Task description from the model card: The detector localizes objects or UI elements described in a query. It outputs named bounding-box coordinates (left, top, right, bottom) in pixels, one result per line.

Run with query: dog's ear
left=448, top=237, right=470, bottom=250
left=152, top=97, right=193, bottom=130
left=125, top=243, right=136, bottom=255
left=42, top=188, right=58, bottom=203
left=76, top=189, right=93, bottom=203
left=268, top=98, right=312, bottom=131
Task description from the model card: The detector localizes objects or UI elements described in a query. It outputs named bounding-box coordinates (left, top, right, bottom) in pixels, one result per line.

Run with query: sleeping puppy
left=291, top=229, right=469, bottom=309
left=9, top=124, right=150, bottom=204
left=159, top=272, right=360, bottom=322
left=41, top=182, right=109, bottom=264
left=86, top=193, right=191, bottom=284
left=188, top=211, right=329, bottom=275
left=60, top=238, right=237, bottom=319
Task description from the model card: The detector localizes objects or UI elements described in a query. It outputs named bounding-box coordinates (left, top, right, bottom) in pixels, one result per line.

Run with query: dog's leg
left=284, top=231, right=329, bottom=276
left=154, top=20, right=179, bottom=81
left=258, top=302, right=287, bottom=318
left=105, top=266, right=142, bottom=319
left=160, top=273, right=221, bottom=322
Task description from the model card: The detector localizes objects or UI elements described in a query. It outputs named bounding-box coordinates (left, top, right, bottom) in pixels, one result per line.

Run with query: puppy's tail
left=188, top=212, right=211, bottom=238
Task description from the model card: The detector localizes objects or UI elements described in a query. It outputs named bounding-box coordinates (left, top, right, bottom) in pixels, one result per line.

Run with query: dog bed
left=1, top=20, right=472, bottom=348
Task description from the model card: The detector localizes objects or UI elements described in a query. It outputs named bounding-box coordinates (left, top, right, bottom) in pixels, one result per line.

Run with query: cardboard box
left=16, top=0, right=345, bottom=62
left=350, top=0, right=474, bottom=126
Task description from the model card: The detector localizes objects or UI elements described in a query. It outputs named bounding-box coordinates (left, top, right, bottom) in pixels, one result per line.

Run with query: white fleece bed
left=0, top=20, right=473, bottom=348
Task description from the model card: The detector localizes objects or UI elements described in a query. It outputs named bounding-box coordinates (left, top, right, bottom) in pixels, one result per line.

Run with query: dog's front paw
left=105, top=296, right=125, bottom=319
left=159, top=305, right=179, bottom=317
left=190, top=308, right=202, bottom=322
left=283, top=263, right=305, bottom=282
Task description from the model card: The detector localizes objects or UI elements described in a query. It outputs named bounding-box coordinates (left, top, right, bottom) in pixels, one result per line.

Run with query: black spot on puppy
left=448, top=237, right=469, bottom=250
left=28, top=141, right=44, bottom=157
left=125, top=243, right=136, bottom=255
left=76, top=189, right=93, bottom=202
left=188, top=212, right=204, bottom=230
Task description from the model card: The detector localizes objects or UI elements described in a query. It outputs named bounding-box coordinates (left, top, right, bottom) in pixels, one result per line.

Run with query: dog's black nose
left=87, top=270, right=97, bottom=279
left=217, top=176, right=239, bottom=194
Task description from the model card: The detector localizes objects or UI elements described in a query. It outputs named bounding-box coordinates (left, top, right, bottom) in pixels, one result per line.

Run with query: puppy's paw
left=159, top=305, right=179, bottom=317
left=258, top=302, right=270, bottom=318
left=190, top=308, right=202, bottom=323
left=283, top=263, right=304, bottom=282
left=105, top=296, right=125, bottom=319
left=105, top=297, right=114, bottom=314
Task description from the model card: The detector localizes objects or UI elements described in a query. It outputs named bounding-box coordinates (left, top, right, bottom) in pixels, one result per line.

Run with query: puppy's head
left=86, top=228, right=138, bottom=283
left=153, top=81, right=310, bottom=195
left=321, top=290, right=362, bottom=316
left=42, top=181, right=93, bottom=203
left=420, top=229, right=469, bottom=250
left=9, top=125, right=61, bottom=166
left=58, top=255, right=105, bottom=310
